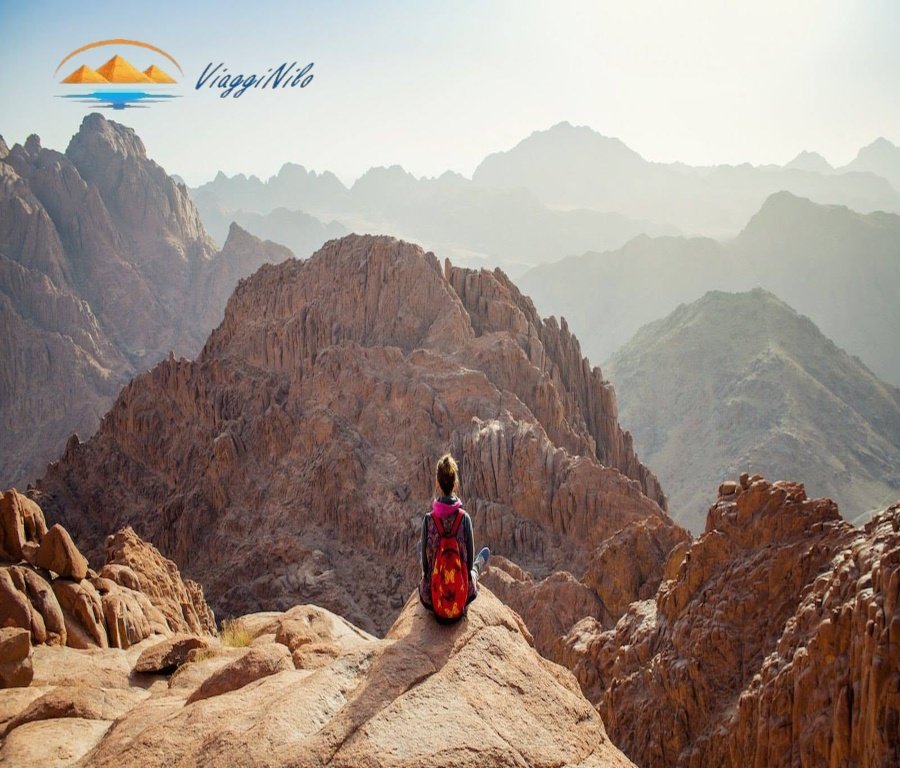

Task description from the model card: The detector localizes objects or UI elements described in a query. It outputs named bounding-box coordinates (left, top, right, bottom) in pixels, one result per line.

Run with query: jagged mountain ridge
left=191, top=161, right=677, bottom=277
left=32, top=233, right=682, bottom=637
left=0, top=114, right=294, bottom=487
left=561, top=475, right=900, bottom=768
left=520, top=192, right=900, bottom=387
left=605, top=288, right=900, bottom=532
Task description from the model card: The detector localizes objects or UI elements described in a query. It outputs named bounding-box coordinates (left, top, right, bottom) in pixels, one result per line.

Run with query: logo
left=56, top=38, right=182, bottom=110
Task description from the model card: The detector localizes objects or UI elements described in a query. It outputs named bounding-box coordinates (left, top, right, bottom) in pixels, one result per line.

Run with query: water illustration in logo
left=56, top=39, right=181, bottom=110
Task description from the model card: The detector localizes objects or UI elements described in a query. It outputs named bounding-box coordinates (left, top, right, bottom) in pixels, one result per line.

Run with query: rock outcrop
left=0, top=115, right=293, bottom=487
left=563, top=475, right=900, bottom=768
left=33, top=234, right=682, bottom=643
left=0, top=588, right=635, bottom=767
left=0, top=489, right=214, bottom=662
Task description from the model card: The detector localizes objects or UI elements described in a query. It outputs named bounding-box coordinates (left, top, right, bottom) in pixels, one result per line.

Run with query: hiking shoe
left=474, top=547, right=491, bottom=576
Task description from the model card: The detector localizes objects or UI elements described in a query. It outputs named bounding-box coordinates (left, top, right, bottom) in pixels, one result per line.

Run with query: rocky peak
left=66, top=112, right=147, bottom=163
left=562, top=474, right=899, bottom=767
left=64, top=112, right=213, bottom=250
left=36, top=233, right=677, bottom=637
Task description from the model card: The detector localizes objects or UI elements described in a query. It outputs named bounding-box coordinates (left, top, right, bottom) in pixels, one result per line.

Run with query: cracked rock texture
left=33, top=233, right=681, bottom=639
left=562, top=474, right=900, bottom=768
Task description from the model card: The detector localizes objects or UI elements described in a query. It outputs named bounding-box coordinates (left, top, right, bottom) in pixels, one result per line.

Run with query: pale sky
left=1, top=1, right=897, bottom=186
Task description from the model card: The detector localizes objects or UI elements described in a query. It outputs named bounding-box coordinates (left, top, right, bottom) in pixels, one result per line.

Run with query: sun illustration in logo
left=56, top=39, right=182, bottom=110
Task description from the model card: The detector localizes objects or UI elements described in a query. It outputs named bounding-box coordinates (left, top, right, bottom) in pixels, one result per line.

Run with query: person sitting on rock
left=418, top=453, right=490, bottom=622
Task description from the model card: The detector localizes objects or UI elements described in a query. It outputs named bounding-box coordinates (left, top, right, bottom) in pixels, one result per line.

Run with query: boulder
left=52, top=578, right=107, bottom=649
left=0, top=627, right=33, bottom=688
left=0, top=490, right=46, bottom=562
left=0, top=565, right=66, bottom=645
left=32, top=523, right=88, bottom=580
left=134, top=635, right=209, bottom=674
left=186, top=644, right=292, bottom=703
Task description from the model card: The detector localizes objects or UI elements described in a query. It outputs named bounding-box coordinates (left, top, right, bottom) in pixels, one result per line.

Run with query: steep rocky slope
left=0, top=115, right=293, bottom=487
left=0, top=589, right=634, bottom=767
left=562, top=475, right=900, bottom=768
left=520, top=192, right=900, bottom=387
left=605, top=288, right=900, bottom=531
left=32, top=233, right=682, bottom=639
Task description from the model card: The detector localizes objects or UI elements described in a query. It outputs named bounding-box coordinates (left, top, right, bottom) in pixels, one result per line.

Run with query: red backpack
left=430, top=511, right=469, bottom=622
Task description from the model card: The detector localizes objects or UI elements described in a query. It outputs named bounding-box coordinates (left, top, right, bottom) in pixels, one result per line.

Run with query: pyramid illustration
left=61, top=64, right=109, bottom=84
left=144, top=64, right=176, bottom=83
left=95, top=54, right=153, bottom=83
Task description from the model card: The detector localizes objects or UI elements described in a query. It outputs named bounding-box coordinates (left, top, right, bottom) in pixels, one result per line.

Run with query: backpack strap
left=436, top=510, right=463, bottom=538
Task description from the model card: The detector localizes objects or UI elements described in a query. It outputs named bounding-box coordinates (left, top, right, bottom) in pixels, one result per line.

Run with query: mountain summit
left=0, top=114, right=292, bottom=486
left=605, top=288, right=900, bottom=531
left=33, top=233, right=679, bottom=636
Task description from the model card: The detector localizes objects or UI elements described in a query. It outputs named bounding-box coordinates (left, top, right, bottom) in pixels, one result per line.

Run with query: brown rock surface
left=0, top=588, right=633, bottom=767
left=133, top=634, right=209, bottom=674
left=0, top=493, right=214, bottom=651
left=0, top=627, right=33, bottom=688
left=0, top=115, right=293, bottom=487
left=51, top=578, right=108, bottom=649
left=32, top=523, right=88, bottom=579
left=0, top=565, right=66, bottom=645
left=186, top=643, right=293, bottom=703
left=563, top=475, right=900, bottom=768
left=103, top=527, right=215, bottom=635
left=0, top=490, right=46, bottom=562
left=33, top=234, right=680, bottom=643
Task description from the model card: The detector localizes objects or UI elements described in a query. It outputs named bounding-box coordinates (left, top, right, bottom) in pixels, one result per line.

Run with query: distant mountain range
left=191, top=121, right=900, bottom=278
left=0, top=115, right=291, bottom=486
left=519, top=192, right=900, bottom=387
left=191, top=163, right=674, bottom=276
left=605, top=288, right=900, bottom=532
left=473, top=122, right=900, bottom=235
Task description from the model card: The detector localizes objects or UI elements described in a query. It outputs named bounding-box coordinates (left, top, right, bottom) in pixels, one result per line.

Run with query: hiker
left=418, top=453, right=490, bottom=622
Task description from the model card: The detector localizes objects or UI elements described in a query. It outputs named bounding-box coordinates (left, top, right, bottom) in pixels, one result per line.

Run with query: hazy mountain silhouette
left=520, top=192, right=900, bottom=386
left=785, top=150, right=833, bottom=174
left=191, top=162, right=674, bottom=275
left=842, top=137, right=900, bottom=191
left=473, top=121, right=900, bottom=235
left=605, top=288, right=900, bottom=532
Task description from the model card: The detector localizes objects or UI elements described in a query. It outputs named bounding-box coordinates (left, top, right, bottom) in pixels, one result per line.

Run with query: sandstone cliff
left=0, top=588, right=634, bottom=767
left=0, top=116, right=293, bottom=487
left=562, top=474, right=900, bottom=768
left=33, top=234, right=681, bottom=641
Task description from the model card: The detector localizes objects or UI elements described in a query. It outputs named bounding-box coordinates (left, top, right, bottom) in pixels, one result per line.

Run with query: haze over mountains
left=192, top=162, right=673, bottom=275
left=605, top=288, right=900, bottom=532
left=474, top=122, right=900, bottom=235
left=0, top=115, right=292, bottom=486
left=190, top=119, right=900, bottom=285
left=520, top=192, right=900, bottom=388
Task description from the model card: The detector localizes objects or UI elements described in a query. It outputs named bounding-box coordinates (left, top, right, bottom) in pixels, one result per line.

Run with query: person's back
left=418, top=453, right=490, bottom=621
